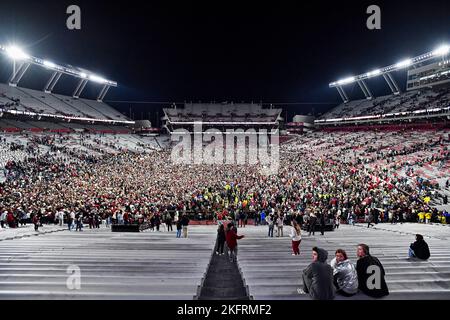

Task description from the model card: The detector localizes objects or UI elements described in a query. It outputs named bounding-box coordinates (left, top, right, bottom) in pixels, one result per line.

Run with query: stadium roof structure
left=329, top=44, right=450, bottom=103
left=0, top=44, right=117, bottom=102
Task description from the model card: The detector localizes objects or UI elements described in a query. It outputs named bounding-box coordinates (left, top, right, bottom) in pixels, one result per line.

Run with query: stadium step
left=237, top=224, right=450, bottom=300
left=0, top=226, right=217, bottom=299
left=197, top=243, right=249, bottom=300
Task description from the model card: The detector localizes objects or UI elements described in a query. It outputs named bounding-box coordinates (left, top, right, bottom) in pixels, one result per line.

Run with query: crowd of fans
left=1, top=128, right=449, bottom=231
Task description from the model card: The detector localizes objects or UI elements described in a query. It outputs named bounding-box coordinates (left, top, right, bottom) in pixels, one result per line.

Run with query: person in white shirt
left=69, top=211, right=75, bottom=231
left=117, top=212, right=124, bottom=225
left=276, top=215, right=284, bottom=237
left=266, top=213, right=274, bottom=237
left=290, top=220, right=302, bottom=255
left=0, top=211, right=7, bottom=228
left=57, top=210, right=65, bottom=226
left=334, top=212, right=341, bottom=229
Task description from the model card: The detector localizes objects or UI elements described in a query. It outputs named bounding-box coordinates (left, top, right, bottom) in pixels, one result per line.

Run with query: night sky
left=0, top=0, right=449, bottom=125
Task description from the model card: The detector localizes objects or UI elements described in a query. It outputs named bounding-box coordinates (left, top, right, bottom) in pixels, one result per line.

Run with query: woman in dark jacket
left=216, top=224, right=226, bottom=255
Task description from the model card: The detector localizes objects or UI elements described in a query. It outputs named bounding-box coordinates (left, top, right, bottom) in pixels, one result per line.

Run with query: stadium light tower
left=0, top=43, right=117, bottom=101
left=395, top=58, right=413, bottom=69
left=3, top=45, right=32, bottom=87
left=43, top=60, right=57, bottom=69
left=432, top=44, right=450, bottom=56
left=5, top=46, right=30, bottom=60
left=329, top=42, right=449, bottom=102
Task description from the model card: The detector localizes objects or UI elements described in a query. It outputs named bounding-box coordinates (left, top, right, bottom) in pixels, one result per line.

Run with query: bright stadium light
left=432, top=44, right=450, bottom=56
left=79, top=72, right=87, bottom=78
left=367, top=69, right=381, bottom=77
left=395, top=58, right=413, bottom=69
left=337, top=76, right=355, bottom=85
left=43, top=60, right=57, bottom=69
left=89, top=74, right=107, bottom=83
left=5, top=46, right=30, bottom=60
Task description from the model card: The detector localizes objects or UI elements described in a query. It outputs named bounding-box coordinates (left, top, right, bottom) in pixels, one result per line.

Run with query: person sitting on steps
left=408, top=234, right=430, bottom=260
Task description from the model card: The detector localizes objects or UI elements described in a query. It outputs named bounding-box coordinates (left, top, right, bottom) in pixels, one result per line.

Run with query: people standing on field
left=289, top=221, right=302, bottom=255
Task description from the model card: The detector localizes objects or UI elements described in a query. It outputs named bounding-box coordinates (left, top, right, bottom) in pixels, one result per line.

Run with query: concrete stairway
left=197, top=243, right=249, bottom=300
left=0, top=226, right=216, bottom=299
left=236, top=223, right=450, bottom=300
left=2, top=223, right=450, bottom=300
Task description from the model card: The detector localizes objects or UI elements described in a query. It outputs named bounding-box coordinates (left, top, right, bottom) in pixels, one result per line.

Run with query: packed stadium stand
left=0, top=83, right=130, bottom=121
left=0, top=118, right=134, bottom=133
left=320, top=86, right=450, bottom=120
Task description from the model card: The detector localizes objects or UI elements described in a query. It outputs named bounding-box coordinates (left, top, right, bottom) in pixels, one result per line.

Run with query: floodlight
left=367, top=69, right=381, bottom=76
left=395, top=58, right=413, bottom=69
left=337, top=76, right=355, bottom=85
left=89, top=74, right=107, bottom=83
left=432, top=45, right=450, bottom=56
left=79, top=72, right=87, bottom=78
left=5, top=46, right=30, bottom=60
left=43, top=60, right=57, bottom=69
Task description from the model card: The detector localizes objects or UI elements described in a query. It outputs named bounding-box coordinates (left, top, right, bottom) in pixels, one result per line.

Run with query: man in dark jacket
left=295, top=213, right=303, bottom=228
left=319, top=213, right=326, bottom=235
left=216, top=224, right=226, bottom=255
left=301, top=247, right=335, bottom=300
left=409, top=234, right=430, bottom=260
left=367, top=210, right=374, bottom=228
left=308, top=213, right=317, bottom=236
left=356, top=244, right=389, bottom=298
left=165, top=212, right=173, bottom=232
left=373, top=209, right=379, bottom=225
left=181, top=214, right=190, bottom=238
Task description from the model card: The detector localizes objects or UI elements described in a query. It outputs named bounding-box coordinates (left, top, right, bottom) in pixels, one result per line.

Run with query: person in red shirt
left=225, top=223, right=244, bottom=263
left=7, top=212, right=15, bottom=228
left=123, top=212, right=129, bottom=225
left=32, top=214, right=40, bottom=231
